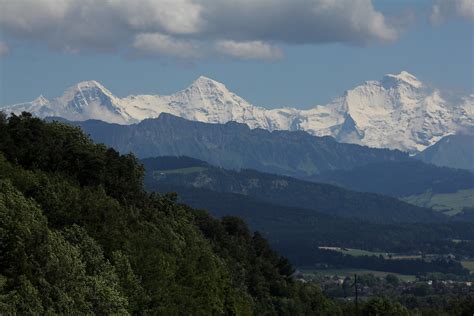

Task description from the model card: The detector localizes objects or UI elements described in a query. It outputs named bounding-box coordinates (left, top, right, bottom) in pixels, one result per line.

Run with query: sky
left=0, top=0, right=472, bottom=109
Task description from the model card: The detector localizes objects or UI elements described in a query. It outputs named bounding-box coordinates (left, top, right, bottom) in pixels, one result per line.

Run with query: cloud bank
left=0, top=0, right=403, bottom=60
left=132, top=33, right=202, bottom=59
left=215, top=41, right=284, bottom=61
left=431, top=0, right=474, bottom=24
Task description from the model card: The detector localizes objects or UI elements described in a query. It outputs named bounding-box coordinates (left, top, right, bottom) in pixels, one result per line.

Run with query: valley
left=1, top=105, right=473, bottom=314
left=138, top=155, right=474, bottom=280
left=2, top=0, right=473, bottom=313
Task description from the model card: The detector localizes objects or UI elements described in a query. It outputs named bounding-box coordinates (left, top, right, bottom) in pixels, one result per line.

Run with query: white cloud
left=0, top=0, right=203, bottom=52
left=132, top=33, right=201, bottom=59
left=201, top=0, right=398, bottom=45
left=215, top=40, right=283, bottom=60
left=431, top=0, right=474, bottom=25
left=110, top=0, right=203, bottom=35
left=0, top=0, right=402, bottom=59
left=0, top=42, right=9, bottom=56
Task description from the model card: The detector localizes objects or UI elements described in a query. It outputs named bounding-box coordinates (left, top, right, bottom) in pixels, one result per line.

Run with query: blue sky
left=0, top=0, right=472, bottom=109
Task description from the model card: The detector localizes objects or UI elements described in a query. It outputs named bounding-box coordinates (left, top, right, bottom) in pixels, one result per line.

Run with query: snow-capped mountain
left=2, top=71, right=472, bottom=153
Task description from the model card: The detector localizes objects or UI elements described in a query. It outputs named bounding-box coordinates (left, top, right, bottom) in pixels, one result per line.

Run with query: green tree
left=362, top=298, right=409, bottom=316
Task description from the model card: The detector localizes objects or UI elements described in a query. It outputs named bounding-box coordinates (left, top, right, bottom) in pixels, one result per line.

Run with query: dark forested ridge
left=141, top=157, right=474, bottom=275
left=313, top=160, right=474, bottom=197
left=147, top=185, right=474, bottom=272
left=52, top=115, right=472, bottom=199
left=50, top=114, right=410, bottom=177
left=141, top=156, right=447, bottom=224
left=416, top=134, right=474, bottom=171
left=0, top=113, right=342, bottom=314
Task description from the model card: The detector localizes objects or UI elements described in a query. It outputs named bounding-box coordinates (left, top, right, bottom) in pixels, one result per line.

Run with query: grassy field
left=318, top=247, right=423, bottom=261
left=461, top=260, right=474, bottom=274
left=390, top=255, right=422, bottom=260
left=300, top=268, right=417, bottom=282
left=319, top=247, right=386, bottom=257
left=402, top=189, right=474, bottom=215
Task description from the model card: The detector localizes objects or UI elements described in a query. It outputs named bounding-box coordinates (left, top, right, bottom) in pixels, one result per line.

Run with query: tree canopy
left=0, top=112, right=340, bottom=314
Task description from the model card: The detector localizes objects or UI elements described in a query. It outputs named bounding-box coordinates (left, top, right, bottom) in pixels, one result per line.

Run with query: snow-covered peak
left=382, top=71, right=422, bottom=89
left=185, top=75, right=230, bottom=95
left=162, top=75, right=267, bottom=125
left=2, top=72, right=472, bottom=153
left=61, top=80, right=115, bottom=100
left=32, top=95, right=50, bottom=106
left=193, top=75, right=221, bottom=85
left=76, top=80, right=104, bottom=89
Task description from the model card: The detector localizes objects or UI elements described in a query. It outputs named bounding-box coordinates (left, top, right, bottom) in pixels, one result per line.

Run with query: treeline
left=313, top=160, right=474, bottom=197
left=151, top=185, right=474, bottom=261
left=0, top=113, right=341, bottom=314
left=310, top=250, right=469, bottom=276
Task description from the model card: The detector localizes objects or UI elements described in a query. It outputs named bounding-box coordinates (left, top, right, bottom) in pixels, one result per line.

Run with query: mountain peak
left=33, top=95, right=49, bottom=105
left=75, top=80, right=113, bottom=94
left=58, top=80, right=116, bottom=104
left=189, top=75, right=228, bottom=91
left=194, top=75, right=219, bottom=83
left=2, top=71, right=470, bottom=153
left=382, top=71, right=422, bottom=89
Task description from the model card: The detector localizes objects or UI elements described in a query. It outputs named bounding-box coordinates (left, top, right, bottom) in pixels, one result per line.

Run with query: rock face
left=3, top=71, right=472, bottom=153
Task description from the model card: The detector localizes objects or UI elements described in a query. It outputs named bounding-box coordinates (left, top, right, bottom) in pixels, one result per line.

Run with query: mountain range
left=52, top=114, right=410, bottom=178
left=3, top=71, right=472, bottom=153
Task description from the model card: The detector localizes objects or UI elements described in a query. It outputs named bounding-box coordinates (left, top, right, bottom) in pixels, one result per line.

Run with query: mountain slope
left=140, top=157, right=474, bottom=274
left=141, top=156, right=446, bottom=223
left=4, top=81, right=135, bottom=124
left=1, top=112, right=342, bottom=314
left=3, top=72, right=472, bottom=152
left=313, top=160, right=474, bottom=197
left=415, top=134, right=474, bottom=170
left=53, top=114, right=410, bottom=177
left=158, top=185, right=474, bottom=269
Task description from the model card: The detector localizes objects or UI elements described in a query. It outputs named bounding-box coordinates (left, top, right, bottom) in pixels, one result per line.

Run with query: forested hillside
left=1, top=113, right=473, bottom=315
left=140, top=157, right=474, bottom=275
left=0, top=113, right=341, bottom=314
left=313, top=160, right=473, bottom=197
left=141, top=157, right=446, bottom=224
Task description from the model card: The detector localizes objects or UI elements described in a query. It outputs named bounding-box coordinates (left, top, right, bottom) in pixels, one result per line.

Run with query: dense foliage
left=149, top=185, right=474, bottom=273
left=0, top=113, right=341, bottom=314
left=318, top=273, right=474, bottom=315
left=1, top=113, right=472, bottom=315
